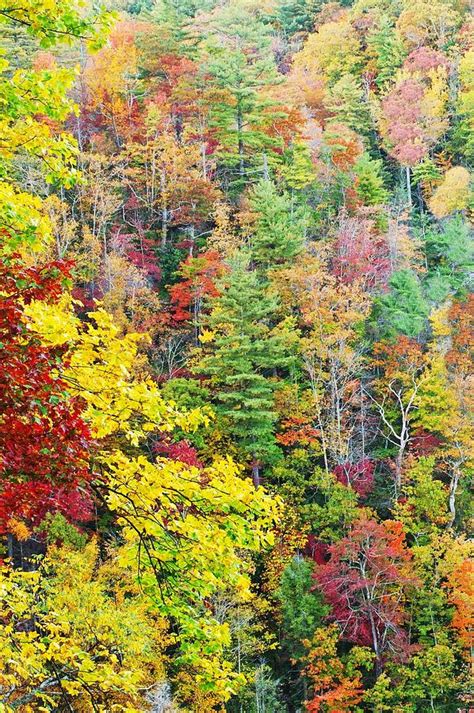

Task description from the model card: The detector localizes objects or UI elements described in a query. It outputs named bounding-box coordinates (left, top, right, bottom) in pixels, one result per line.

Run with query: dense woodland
left=0, top=0, right=472, bottom=710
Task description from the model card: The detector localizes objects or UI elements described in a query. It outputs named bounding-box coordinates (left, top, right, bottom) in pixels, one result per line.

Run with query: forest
left=0, top=0, right=472, bottom=710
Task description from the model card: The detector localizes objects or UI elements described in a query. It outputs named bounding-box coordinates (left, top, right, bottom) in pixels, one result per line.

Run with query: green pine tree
left=276, top=0, right=320, bottom=37
left=197, top=254, right=290, bottom=482
left=423, top=216, right=473, bottom=302
left=354, top=153, right=389, bottom=206
left=325, top=74, right=372, bottom=135
left=199, top=5, right=283, bottom=189
left=275, top=556, right=329, bottom=660
left=375, top=269, right=429, bottom=338
left=367, top=16, right=406, bottom=90
left=247, top=179, right=307, bottom=270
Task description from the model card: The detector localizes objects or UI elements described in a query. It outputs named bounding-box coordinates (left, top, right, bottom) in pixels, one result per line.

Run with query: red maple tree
left=0, top=256, right=93, bottom=534
left=314, top=517, right=418, bottom=674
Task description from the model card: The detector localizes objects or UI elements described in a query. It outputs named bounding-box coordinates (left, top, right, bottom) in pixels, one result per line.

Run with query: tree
left=395, top=0, right=462, bottom=50
left=194, top=4, right=286, bottom=185
left=353, top=154, right=389, bottom=207
left=451, top=46, right=474, bottom=163
left=243, top=179, right=307, bottom=270
left=332, top=212, right=391, bottom=289
left=293, top=13, right=362, bottom=85
left=375, top=269, right=429, bottom=338
left=82, top=20, right=147, bottom=148
left=394, top=456, right=450, bottom=535
left=381, top=79, right=429, bottom=203
left=25, top=296, right=281, bottom=699
left=197, top=254, right=291, bottom=483
left=333, top=458, right=375, bottom=498
left=0, top=257, right=92, bottom=537
left=314, top=518, right=417, bottom=676
left=273, top=255, right=372, bottom=470
left=368, top=337, right=427, bottom=492
left=367, top=17, right=406, bottom=89
left=276, top=0, right=319, bottom=37
left=169, top=249, right=225, bottom=340
left=324, top=74, right=372, bottom=134
left=275, top=556, right=329, bottom=660
left=413, top=349, right=473, bottom=528
left=428, top=166, right=472, bottom=218
left=124, top=114, right=220, bottom=247
left=0, top=539, right=169, bottom=711
left=424, top=216, right=473, bottom=300
left=302, top=625, right=373, bottom=712
left=380, top=48, right=450, bottom=204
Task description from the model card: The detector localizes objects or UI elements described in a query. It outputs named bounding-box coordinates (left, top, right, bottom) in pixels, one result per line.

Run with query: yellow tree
left=272, top=255, right=372, bottom=471
left=429, top=166, right=472, bottom=218
left=24, top=299, right=281, bottom=701
left=124, top=106, right=220, bottom=247
left=0, top=540, right=169, bottom=712
left=293, top=13, right=363, bottom=86
left=0, top=0, right=112, bottom=257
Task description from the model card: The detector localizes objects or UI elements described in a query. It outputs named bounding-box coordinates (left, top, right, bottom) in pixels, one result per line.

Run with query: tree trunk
left=237, top=104, right=244, bottom=178
left=201, top=141, right=207, bottom=180
left=160, top=169, right=168, bottom=248
left=394, top=447, right=404, bottom=496
left=262, top=152, right=269, bottom=180
left=8, top=534, right=46, bottom=571
left=405, top=165, right=412, bottom=207
left=252, top=461, right=261, bottom=488
left=448, top=466, right=460, bottom=528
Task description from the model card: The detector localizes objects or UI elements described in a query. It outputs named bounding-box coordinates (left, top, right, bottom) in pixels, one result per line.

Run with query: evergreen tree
left=199, top=5, right=283, bottom=188
left=247, top=179, right=307, bottom=270
left=197, top=254, right=289, bottom=483
left=422, top=216, right=472, bottom=303
left=425, top=216, right=473, bottom=284
left=354, top=153, right=389, bottom=206
left=276, top=0, right=320, bottom=37
left=367, top=17, right=406, bottom=89
left=151, top=0, right=217, bottom=22
left=325, top=74, right=372, bottom=135
left=375, top=269, right=429, bottom=338
left=275, top=556, right=328, bottom=660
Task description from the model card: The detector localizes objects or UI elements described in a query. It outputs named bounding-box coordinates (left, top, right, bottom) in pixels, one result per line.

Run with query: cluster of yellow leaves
left=293, top=14, right=362, bottom=84
left=0, top=184, right=52, bottom=255
left=0, top=58, right=80, bottom=241
left=413, top=355, right=461, bottom=436
left=0, top=540, right=168, bottom=712
left=24, top=297, right=282, bottom=699
left=0, top=0, right=113, bottom=257
left=24, top=299, right=206, bottom=441
left=412, top=532, right=474, bottom=652
left=429, top=166, right=472, bottom=218
left=396, top=0, right=461, bottom=49
left=457, top=47, right=474, bottom=132
left=394, top=456, right=450, bottom=533
left=0, top=0, right=113, bottom=50
left=414, top=346, right=473, bottom=472
left=84, top=23, right=140, bottom=121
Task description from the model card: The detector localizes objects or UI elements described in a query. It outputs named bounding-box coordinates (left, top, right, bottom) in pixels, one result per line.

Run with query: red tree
left=332, top=213, right=391, bottom=289
left=0, top=256, right=93, bottom=535
left=382, top=79, right=428, bottom=167
left=333, top=458, right=375, bottom=497
left=169, top=250, right=225, bottom=326
left=314, top=517, right=417, bottom=675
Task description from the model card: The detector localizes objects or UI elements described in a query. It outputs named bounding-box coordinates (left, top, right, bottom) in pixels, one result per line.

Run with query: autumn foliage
left=0, top=0, right=472, bottom=710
